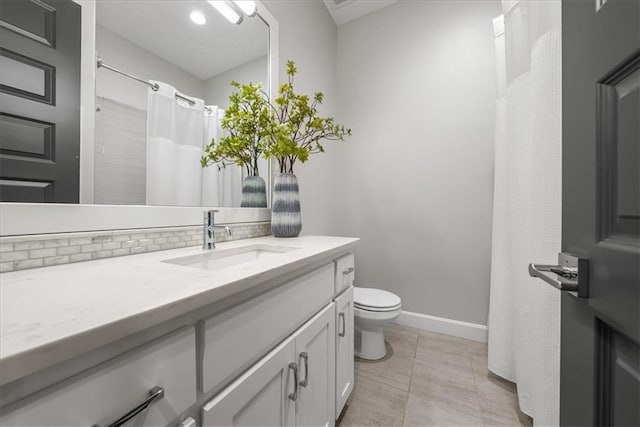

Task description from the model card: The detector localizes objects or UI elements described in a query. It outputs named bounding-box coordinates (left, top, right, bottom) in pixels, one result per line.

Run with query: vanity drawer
left=201, top=263, right=334, bottom=394
left=0, top=328, right=196, bottom=426
left=335, top=253, right=355, bottom=294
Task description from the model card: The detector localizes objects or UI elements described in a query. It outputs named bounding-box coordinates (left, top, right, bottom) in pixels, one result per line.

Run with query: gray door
left=561, top=0, right=639, bottom=425
left=0, top=0, right=81, bottom=202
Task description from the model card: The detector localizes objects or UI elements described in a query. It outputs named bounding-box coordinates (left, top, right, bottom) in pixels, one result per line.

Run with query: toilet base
left=355, top=327, right=387, bottom=360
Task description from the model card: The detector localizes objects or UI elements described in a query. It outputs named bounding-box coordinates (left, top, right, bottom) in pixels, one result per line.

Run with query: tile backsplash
left=0, top=222, right=271, bottom=273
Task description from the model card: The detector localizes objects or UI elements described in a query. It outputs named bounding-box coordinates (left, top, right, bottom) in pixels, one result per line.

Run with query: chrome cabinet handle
left=288, top=362, right=298, bottom=401
left=93, top=386, right=164, bottom=427
left=342, top=267, right=354, bottom=275
left=299, top=352, right=309, bottom=388
left=339, top=312, right=346, bottom=337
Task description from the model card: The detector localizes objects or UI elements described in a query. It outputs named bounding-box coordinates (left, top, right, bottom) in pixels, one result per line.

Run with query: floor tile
left=386, top=324, right=420, bottom=344
left=356, top=352, right=414, bottom=392
left=404, top=394, right=484, bottom=427
left=352, top=375, right=408, bottom=416
left=338, top=398, right=404, bottom=427
left=410, top=357, right=483, bottom=418
left=341, top=328, right=530, bottom=427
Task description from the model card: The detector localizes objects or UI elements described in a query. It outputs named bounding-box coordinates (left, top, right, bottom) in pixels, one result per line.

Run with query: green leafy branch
left=265, top=60, right=351, bottom=174
left=200, top=81, right=273, bottom=176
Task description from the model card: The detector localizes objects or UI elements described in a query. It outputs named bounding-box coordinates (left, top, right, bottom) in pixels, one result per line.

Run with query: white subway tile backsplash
left=81, top=244, right=103, bottom=253
left=69, top=253, right=92, bottom=263
left=69, top=237, right=92, bottom=246
left=58, top=246, right=81, bottom=255
left=29, top=248, right=57, bottom=258
left=14, top=259, right=44, bottom=270
left=44, top=239, right=70, bottom=248
left=102, top=242, right=121, bottom=251
left=14, top=241, right=44, bottom=251
left=2, top=251, right=29, bottom=262
left=44, top=256, right=70, bottom=266
left=0, top=222, right=271, bottom=273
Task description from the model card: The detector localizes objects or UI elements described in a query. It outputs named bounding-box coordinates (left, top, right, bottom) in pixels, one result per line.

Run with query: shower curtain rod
left=96, top=57, right=212, bottom=113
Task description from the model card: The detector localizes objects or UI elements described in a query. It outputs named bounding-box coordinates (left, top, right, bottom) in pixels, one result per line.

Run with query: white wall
left=262, top=1, right=341, bottom=235
left=95, top=25, right=205, bottom=111
left=204, top=55, right=268, bottom=107
left=336, top=1, right=501, bottom=325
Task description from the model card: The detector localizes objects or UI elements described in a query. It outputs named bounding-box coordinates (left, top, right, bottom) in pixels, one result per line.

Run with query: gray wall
left=204, top=55, right=268, bottom=108
left=335, top=1, right=501, bottom=325
left=96, top=25, right=205, bottom=111
left=263, top=1, right=342, bottom=235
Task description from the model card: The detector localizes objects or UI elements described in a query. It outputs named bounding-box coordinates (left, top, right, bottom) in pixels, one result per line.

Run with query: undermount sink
left=162, top=244, right=299, bottom=272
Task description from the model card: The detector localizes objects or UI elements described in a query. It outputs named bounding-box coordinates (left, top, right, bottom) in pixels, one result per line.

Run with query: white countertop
left=0, top=235, right=358, bottom=385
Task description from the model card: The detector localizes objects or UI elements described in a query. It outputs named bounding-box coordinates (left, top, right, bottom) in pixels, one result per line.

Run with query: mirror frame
left=0, top=0, right=278, bottom=237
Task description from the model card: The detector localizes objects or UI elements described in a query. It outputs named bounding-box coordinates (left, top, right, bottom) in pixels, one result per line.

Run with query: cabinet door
left=202, top=336, right=296, bottom=427
left=334, top=287, right=354, bottom=418
left=294, top=304, right=336, bottom=427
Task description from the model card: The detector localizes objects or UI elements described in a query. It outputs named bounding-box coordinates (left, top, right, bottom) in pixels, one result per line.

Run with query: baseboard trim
left=394, top=310, right=488, bottom=343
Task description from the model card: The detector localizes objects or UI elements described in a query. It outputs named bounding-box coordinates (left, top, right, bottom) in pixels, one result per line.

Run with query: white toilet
left=354, top=287, right=402, bottom=360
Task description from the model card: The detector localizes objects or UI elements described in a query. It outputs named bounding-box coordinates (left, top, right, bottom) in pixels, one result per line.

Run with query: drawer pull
left=339, top=312, right=346, bottom=337
left=94, top=386, right=164, bottom=427
left=299, top=352, right=309, bottom=387
left=288, top=362, right=298, bottom=401
left=342, top=267, right=354, bottom=275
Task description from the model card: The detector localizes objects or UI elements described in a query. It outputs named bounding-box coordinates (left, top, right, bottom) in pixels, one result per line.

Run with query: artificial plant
left=201, top=81, right=273, bottom=177
left=266, top=60, right=351, bottom=174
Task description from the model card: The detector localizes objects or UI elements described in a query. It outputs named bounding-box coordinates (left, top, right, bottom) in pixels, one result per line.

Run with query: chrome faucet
left=203, top=210, right=232, bottom=250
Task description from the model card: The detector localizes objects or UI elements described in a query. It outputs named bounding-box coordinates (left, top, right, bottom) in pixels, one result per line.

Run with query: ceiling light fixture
left=232, top=0, right=257, bottom=17
left=208, top=1, right=243, bottom=24
left=189, top=10, right=207, bottom=25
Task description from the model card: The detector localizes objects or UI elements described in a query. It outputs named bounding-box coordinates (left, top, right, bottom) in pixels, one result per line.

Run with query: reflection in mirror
left=94, top=0, right=269, bottom=207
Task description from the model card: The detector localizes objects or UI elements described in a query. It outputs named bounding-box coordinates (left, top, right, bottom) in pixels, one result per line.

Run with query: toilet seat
left=354, top=287, right=402, bottom=312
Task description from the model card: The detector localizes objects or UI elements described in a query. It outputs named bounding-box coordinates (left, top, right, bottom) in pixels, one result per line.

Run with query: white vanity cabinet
left=0, top=239, right=357, bottom=427
left=334, top=286, right=355, bottom=418
left=202, top=304, right=335, bottom=427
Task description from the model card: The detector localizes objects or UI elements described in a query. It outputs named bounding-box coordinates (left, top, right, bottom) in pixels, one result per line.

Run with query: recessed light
left=190, top=10, right=207, bottom=25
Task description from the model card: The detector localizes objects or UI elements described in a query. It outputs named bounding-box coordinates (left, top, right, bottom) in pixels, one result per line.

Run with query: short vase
left=240, top=176, right=267, bottom=208
left=271, top=173, right=302, bottom=238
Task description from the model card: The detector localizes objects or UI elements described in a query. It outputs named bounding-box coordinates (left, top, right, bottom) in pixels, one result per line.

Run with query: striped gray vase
left=241, top=176, right=267, bottom=208
left=271, top=173, right=302, bottom=237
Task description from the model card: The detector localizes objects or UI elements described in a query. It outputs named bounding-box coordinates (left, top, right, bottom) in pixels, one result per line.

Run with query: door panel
left=202, top=336, right=296, bottom=427
left=295, top=304, right=335, bottom=427
left=0, top=0, right=80, bottom=203
left=561, top=0, right=639, bottom=425
left=334, top=287, right=354, bottom=418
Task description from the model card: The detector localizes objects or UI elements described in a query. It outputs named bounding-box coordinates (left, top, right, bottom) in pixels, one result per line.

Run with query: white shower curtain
left=146, top=81, right=205, bottom=206
left=488, top=1, right=562, bottom=426
left=201, top=106, right=243, bottom=207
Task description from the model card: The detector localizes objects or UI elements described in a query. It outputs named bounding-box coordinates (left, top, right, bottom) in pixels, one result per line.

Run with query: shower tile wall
left=94, top=96, right=147, bottom=204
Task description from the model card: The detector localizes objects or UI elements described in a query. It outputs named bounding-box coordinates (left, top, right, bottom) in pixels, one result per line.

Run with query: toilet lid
left=354, top=287, right=401, bottom=311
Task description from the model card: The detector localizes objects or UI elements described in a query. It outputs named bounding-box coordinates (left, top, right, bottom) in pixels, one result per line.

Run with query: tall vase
left=241, top=175, right=267, bottom=208
left=271, top=173, right=302, bottom=237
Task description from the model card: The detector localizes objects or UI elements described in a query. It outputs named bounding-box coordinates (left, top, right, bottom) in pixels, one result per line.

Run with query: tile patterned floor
left=337, top=324, right=534, bottom=427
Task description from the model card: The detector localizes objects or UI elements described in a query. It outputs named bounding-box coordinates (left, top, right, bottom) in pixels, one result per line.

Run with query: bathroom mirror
left=0, top=0, right=275, bottom=209
left=94, top=0, right=270, bottom=207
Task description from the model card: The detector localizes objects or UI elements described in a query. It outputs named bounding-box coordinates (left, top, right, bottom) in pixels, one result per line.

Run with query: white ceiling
left=322, top=0, right=399, bottom=25
left=96, top=0, right=268, bottom=80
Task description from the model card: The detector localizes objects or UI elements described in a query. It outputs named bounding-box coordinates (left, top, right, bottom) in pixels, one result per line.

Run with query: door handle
left=342, top=267, right=354, bottom=275
left=288, top=362, right=298, bottom=401
left=299, top=352, right=309, bottom=388
left=528, top=253, right=589, bottom=297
